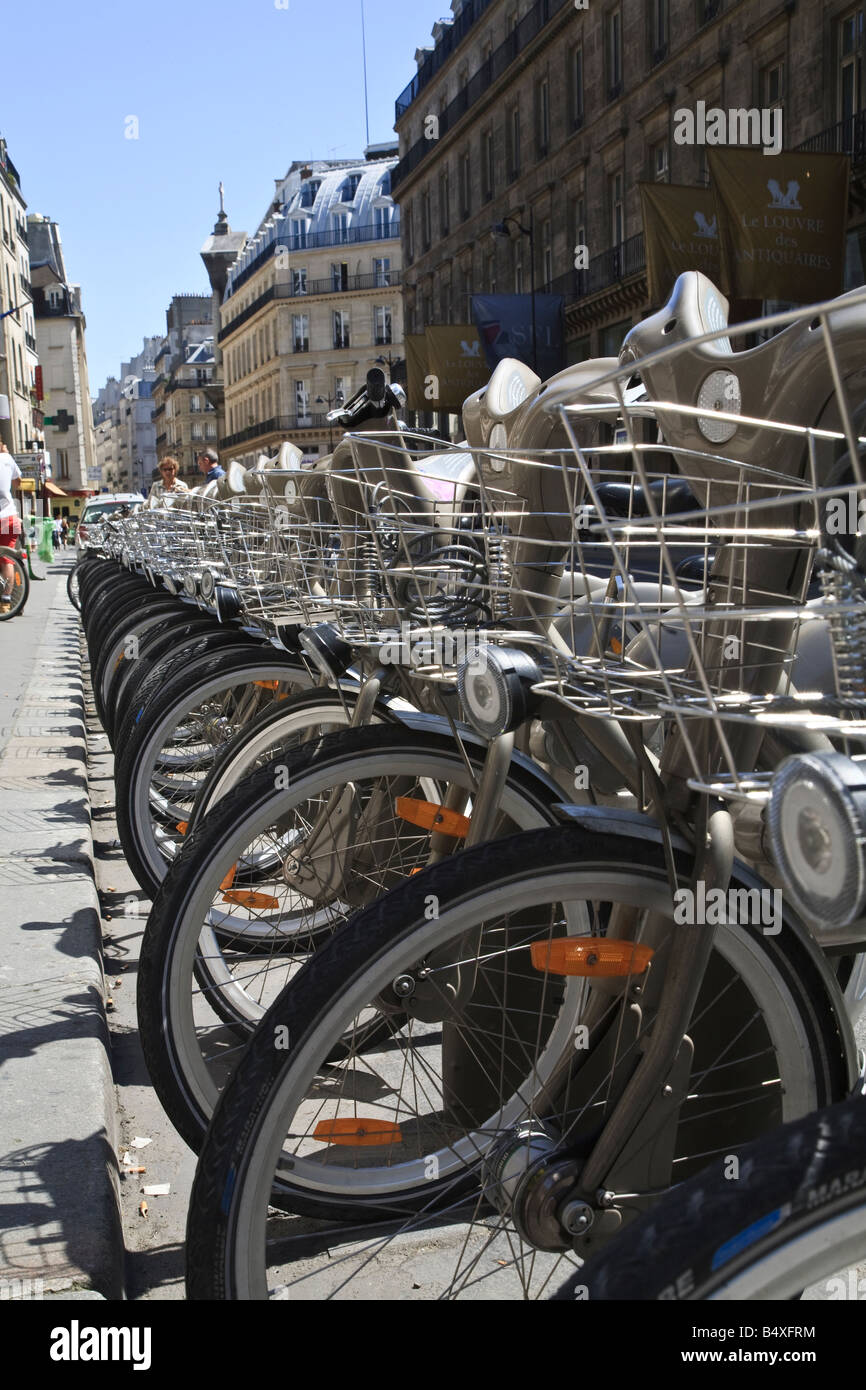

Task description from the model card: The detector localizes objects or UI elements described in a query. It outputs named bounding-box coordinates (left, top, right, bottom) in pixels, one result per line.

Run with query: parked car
left=75, top=494, right=144, bottom=555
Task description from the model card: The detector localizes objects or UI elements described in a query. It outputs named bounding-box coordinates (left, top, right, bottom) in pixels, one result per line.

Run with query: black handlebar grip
left=366, top=368, right=387, bottom=402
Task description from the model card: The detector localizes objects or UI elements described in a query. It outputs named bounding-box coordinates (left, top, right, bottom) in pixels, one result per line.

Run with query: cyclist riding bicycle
left=0, top=442, right=23, bottom=613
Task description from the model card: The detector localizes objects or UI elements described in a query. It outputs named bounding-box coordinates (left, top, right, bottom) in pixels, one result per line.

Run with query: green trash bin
left=39, top=518, right=55, bottom=564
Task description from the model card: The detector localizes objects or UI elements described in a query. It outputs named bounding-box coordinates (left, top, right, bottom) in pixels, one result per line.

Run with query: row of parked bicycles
left=74, top=271, right=866, bottom=1300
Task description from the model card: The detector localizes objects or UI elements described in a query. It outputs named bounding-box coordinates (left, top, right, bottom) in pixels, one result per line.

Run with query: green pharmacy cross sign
left=44, top=409, right=74, bottom=432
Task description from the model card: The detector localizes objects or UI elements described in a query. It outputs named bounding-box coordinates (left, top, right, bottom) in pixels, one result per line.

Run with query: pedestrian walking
left=52, top=516, right=62, bottom=551
left=61, top=517, right=70, bottom=549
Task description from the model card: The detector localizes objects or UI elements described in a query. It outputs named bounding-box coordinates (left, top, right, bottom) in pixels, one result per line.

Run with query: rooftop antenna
left=361, top=0, right=370, bottom=147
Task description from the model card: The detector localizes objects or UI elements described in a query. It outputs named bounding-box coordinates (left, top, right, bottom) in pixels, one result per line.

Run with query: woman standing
left=147, top=456, right=190, bottom=507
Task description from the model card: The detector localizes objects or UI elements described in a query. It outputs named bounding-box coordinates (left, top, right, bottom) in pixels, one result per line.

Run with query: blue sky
left=1, top=0, right=438, bottom=389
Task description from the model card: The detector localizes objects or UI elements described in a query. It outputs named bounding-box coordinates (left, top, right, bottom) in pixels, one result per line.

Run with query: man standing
left=196, top=447, right=225, bottom=484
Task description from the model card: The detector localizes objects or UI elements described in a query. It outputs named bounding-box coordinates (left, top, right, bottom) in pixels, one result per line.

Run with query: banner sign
left=471, top=294, right=564, bottom=380
left=639, top=182, right=723, bottom=302
left=422, top=324, right=488, bottom=411
left=404, top=333, right=429, bottom=412
left=708, top=149, right=849, bottom=302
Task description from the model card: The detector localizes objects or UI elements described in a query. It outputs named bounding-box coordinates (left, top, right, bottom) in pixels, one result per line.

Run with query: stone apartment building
left=219, top=149, right=402, bottom=467
left=93, top=336, right=162, bottom=495
left=151, top=294, right=216, bottom=484
left=28, top=214, right=96, bottom=512
left=393, top=0, right=866, bottom=365
left=0, top=139, right=41, bottom=458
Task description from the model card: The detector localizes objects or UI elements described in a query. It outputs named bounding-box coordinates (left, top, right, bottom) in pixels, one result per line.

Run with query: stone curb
left=0, top=570, right=124, bottom=1301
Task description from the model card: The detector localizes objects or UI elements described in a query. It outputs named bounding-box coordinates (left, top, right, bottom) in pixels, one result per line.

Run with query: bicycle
left=0, top=531, right=31, bottom=619
left=183, top=277, right=866, bottom=1299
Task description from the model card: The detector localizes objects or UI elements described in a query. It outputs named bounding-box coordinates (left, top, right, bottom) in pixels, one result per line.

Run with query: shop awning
left=43, top=481, right=68, bottom=496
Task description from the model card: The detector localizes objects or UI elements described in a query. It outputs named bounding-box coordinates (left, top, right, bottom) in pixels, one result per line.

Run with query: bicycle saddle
left=593, top=477, right=698, bottom=518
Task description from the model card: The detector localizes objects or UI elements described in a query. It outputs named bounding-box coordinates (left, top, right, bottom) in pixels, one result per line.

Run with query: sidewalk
left=0, top=557, right=122, bottom=1299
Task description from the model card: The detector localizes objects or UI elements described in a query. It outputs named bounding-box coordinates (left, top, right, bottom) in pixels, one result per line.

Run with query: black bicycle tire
left=556, top=1095, right=866, bottom=1301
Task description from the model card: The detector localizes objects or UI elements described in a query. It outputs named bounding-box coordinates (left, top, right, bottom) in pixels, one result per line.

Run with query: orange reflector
left=222, top=890, right=280, bottom=910
left=530, top=938, right=654, bottom=978
left=610, top=635, right=623, bottom=655
left=395, top=797, right=470, bottom=839
left=313, top=1118, right=403, bottom=1147
left=254, top=680, right=280, bottom=690
left=220, top=863, right=238, bottom=891
left=409, top=866, right=424, bottom=875
left=176, top=821, right=188, bottom=835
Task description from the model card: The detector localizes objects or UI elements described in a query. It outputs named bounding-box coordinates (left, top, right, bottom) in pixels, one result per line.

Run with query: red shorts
left=0, top=515, right=21, bottom=547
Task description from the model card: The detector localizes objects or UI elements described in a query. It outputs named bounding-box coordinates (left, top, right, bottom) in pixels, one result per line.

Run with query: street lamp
left=375, top=352, right=404, bottom=379
left=316, top=391, right=344, bottom=451
left=492, top=209, right=538, bottom=373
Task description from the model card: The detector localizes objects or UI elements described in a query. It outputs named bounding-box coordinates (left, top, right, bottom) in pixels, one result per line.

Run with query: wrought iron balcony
left=221, top=412, right=328, bottom=450
left=218, top=270, right=402, bottom=342
left=798, top=112, right=866, bottom=161
left=393, top=0, right=573, bottom=192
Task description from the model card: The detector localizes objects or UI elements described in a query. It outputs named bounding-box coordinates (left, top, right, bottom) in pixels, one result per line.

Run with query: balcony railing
left=226, top=223, right=400, bottom=297
left=536, top=230, right=646, bottom=306
left=395, top=0, right=498, bottom=119
left=798, top=111, right=866, bottom=160
left=218, top=271, right=402, bottom=343
left=222, top=412, right=328, bottom=450
left=393, top=0, right=572, bottom=192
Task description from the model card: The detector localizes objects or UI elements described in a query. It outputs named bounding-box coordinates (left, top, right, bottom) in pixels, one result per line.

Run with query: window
left=191, top=421, right=203, bottom=440
left=374, top=305, right=392, bottom=345
left=292, top=267, right=307, bottom=297
left=290, top=218, right=308, bottom=249
left=840, top=8, right=864, bottom=132
left=406, top=202, right=415, bottom=262
left=651, top=139, right=669, bottom=181
left=333, top=310, right=350, bottom=349
left=341, top=173, right=361, bottom=202
left=57, top=448, right=69, bottom=479
left=299, top=180, right=321, bottom=209
left=422, top=189, right=432, bottom=250
left=697, top=0, right=721, bottom=26
left=460, top=150, right=471, bottom=219
left=541, top=219, right=553, bottom=288
left=331, top=262, right=349, bottom=291
left=609, top=171, right=624, bottom=246
left=295, top=379, right=311, bottom=421
left=332, top=211, right=351, bottom=244
left=373, top=205, right=391, bottom=236
left=292, top=314, right=309, bottom=352
left=206, top=422, right=217, bottom=440
left=606, top=8, right=623, bottom=100
left=439, top=167, right=450, bottom=235
left=513, top=242, right=524, bottom=294
left=333, top=377, right=346, bottom=407
left=373, top=257, right=391, bottom=287
left=379, top=170, right=391, bottom=197
left=570, top=45, right=584, bottom=127
left=482, top=130, right=494, bottom=202
left=648, top=0, right=668, bottom=64
left=763, top=61, right=784, bottom=109
left=441, top=277, right=452, bottom=322
left=506, top=103, right=521, bottom=180
left=190, top=393, right=201, bottom=413
left=536, top=78, right=550, bottom=154
left=486, top=251, right=497, bottom=294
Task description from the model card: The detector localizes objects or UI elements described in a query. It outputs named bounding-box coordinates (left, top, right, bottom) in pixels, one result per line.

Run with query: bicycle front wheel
left=186, top=822, right=853, bottom=1300
left=563, top=1095, right=866, bottom=1301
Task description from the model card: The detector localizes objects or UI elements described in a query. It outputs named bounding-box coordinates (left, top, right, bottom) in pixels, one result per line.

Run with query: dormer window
left=299, top=179, right=321, bottom=209
left=341, top=174, right=362, bottom=202
left=379, top=170, right=392, bottom=197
